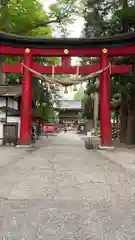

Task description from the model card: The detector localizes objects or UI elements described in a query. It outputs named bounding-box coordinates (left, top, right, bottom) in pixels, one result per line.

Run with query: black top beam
left=1, top=31, right=135, bottom=49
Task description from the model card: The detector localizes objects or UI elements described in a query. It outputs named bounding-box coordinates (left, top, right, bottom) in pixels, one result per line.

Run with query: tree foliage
left=0, top=0, right=77, bottom=35
left=0, top=0, right=78, bottom=122
left=0, top=0, right=51, bottom=35
left=73, top=85, right=84, bottom=101
left=50, top=0, right=82, bottom=36
left=82, top=0, right=135, bottom=144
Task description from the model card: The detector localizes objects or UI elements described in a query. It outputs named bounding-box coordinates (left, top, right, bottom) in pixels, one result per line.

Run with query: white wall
left=0, top=123, right=3, bottom=141
left=8, top=98, right=14, bottom=108
left=0, top=97, right=18, bottom=109
left=8, top=98, right=18, bottom=110
left=13, top=100, right=18, bottom=110
left=0, top=111, right=5, bottom=139
left=0, top=97, right=6, bottom=107
left=0, top=111, right=5, bottom=144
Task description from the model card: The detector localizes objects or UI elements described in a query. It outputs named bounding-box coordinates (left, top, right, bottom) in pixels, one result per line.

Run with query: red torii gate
left=2, top=62, right=132, bottom=75
left=1, top=31, right=135, bottom=147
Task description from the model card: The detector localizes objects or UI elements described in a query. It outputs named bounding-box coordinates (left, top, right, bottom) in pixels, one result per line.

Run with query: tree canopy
left=73, top=85, right=84, bottom=101
left=81, top=0, right=135, bottom=144
left=0, top=0, right=78, bottom=122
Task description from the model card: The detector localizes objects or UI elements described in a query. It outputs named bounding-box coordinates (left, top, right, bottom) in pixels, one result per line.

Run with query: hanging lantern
left=64, top=86, right=68, bottom=94
left=73, top=85, right=77, bottom=91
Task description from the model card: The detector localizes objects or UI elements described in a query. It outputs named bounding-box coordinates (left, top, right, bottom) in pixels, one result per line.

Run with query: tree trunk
left=93, top=91, right=99, bottom=132
left=125, top=108, right=135, bottom=145
left=122, top=0, right=128, bottom=33
left=125, top=56, right=135, bottom=145
left=119, top=98, right=128, bottom=143
left=120, top=0, right=135, bottom=145
left=116, top=108, right=119, bottom=138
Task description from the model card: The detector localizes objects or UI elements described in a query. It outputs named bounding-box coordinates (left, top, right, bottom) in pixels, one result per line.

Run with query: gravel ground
left=0, top=132, right=134, bottom=239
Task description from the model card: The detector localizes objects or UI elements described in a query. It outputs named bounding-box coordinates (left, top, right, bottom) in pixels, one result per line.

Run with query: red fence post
left=100, top=48, right=112, bottom=146
left=20, top=48, right=32, bottom=145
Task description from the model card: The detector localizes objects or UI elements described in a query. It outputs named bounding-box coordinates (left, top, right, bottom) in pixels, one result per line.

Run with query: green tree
left=73, top=85, right=84, bottom=101
left=82, top=0, right=135, bottom=144
left=0, top=0, right=77, bottom=121
left=50, top=0, right=82, bottom=36
left=0, top=0, right=77, bottom=35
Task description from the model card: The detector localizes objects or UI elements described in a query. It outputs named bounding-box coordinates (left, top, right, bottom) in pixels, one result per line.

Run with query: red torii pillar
left=100, top=48, right=112, bottom=147
left=20, top=48, right=32, bottom=145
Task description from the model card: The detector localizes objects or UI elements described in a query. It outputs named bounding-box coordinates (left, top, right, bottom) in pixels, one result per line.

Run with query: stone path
left=0, top=132, right=135, bottom=239
left=98, top=149, right=135, bottom=173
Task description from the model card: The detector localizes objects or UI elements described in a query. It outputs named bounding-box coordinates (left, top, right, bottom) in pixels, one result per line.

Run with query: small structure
left=55, top=100, right=82, bottom=125
left=0, top=85, right=21, bottom=145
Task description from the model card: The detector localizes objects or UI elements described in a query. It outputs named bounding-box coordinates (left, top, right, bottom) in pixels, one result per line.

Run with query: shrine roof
left=0, top=85, right=22, bottom=97
left=1, top=31, right=135, bottom=48
left=55, top=100, right=82, bottom=110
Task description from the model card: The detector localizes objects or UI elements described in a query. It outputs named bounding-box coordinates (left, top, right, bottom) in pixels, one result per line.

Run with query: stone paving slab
left=0, top=147, right=26, bottom=167
left=79, top=133, right=135, bottom=172
left=98, top=149, right=135, bottom=172
left=0, top=132, right=135, bottom=239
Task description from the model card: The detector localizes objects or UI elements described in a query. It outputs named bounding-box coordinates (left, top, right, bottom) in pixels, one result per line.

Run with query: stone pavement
left=0, top=132, right=135, bottom=239
left=98, top=149, right=135, bottom=173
